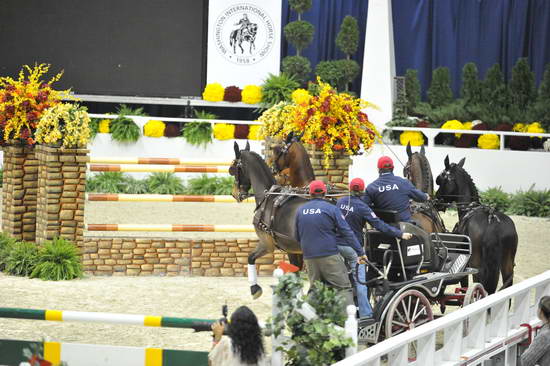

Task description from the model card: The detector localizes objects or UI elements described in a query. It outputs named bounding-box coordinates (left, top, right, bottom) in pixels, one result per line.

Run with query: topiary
left=509, top=58, right=536, bottom=116
left=405, top=69, right=421, bottom=113
left=335, top=16, right=359, bottom=59
left=282, top=55, right=311, bottom=86
left=284, top=20, right=315, bottom=56
left=461, top=62, right=483, bottom=106
left=288, top=0, right=312, bottom=15
left=31, top=238, right=83, bottom=281
left=5, top=241, right=39, bottom=277
left=427, top=67, right=454, bottom=108
left=315, top=59, right=360, bottom=92
left=260, top=73, right=300, bottom=108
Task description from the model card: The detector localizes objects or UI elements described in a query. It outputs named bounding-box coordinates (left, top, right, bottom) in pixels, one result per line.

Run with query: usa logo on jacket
left=378, top=184, right=399, bottom=192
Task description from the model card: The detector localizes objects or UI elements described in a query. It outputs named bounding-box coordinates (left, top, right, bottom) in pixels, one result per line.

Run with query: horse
left=229, top=141, right=306, bottom=299
left=230, top=23, right=257, bottom=54
left=403, top=143, right=446, bottom=233
left=435, top=156, right=518, bottom=294
left=268, top=132, right=315, bottom=188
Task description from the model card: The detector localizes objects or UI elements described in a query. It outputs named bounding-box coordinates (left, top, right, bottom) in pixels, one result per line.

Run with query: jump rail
left=332, top=270, right=550, bottom=366
left=89, top=164, right=229, bottom=173
left=86, top=193, right=254, bottom=203
left=89, top=157, right=232, bottom=166
left=85, top=224, right=255, bottom=232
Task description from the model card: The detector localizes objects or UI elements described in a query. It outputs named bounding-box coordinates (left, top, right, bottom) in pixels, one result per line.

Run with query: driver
left=364, top=156, right=429, bottom=223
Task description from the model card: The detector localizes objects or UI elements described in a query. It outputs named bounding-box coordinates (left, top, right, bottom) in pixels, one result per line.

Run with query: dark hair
left=379, top=167, right=393, bottom=174
left=540, top=296, right=550, bottom=321
left=228, top=306, right=264, bottom=364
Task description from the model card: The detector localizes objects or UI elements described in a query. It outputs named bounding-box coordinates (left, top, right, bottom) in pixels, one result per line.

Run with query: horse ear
left=457, top=157, right=466, bottom=168
left=444, top=155, right=450, bottom=169
left=234, top=141, right=241, bottom=158
left=420, top=145, right=426, bottom=156
left=285, top=132, right=294, bottom=144
left=406, top=142, right=412, bottom=158
left=245, top=141, right=250, bottom=151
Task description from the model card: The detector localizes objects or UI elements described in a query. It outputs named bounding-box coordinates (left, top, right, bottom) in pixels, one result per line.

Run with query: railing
left=386, top=126, right=550, bottom=151
left=332, top=270, right=550, bottom=366
left=89, top=113, right=262, bottom=126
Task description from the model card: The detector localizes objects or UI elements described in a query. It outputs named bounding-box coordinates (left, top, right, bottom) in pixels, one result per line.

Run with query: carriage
left=356, top=210, right=487, bottom=344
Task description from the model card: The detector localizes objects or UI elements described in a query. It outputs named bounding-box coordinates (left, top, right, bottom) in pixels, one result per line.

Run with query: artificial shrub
left=5, top=241, right=39, bottom=277
left=146, top=172, right=184, bottom=194
left=479, top=187, right=511, bottom=212
left=31, top=238, right=83, bottom=281
left=428, top=67, right=454, bottom=108
left=508, top=187, right=550, bottom=217
left=260, top=73, right=299, bottom=108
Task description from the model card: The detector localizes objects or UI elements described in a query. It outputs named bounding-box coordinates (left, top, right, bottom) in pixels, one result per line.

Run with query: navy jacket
left=337, top=196, right=403, bottom=243
left=295, top=198, right=365, bottom=259
left=364, top=172, right=428, bottom=222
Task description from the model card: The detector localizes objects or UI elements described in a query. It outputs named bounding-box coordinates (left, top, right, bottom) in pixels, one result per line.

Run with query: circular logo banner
left=214, top=3, right=275, bottom=65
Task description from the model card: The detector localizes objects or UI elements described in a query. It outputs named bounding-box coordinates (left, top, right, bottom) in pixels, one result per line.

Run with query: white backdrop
left=206, top=0, right=282, bottom=86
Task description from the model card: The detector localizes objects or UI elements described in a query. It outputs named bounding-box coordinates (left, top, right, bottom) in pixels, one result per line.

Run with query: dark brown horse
left=435, top=156, right=518, bottom=294
left=229, top=141, right=305, bottom=299
left=403, top=143, right=446, bottom=233
left=268, top=132, right=315, bottom=188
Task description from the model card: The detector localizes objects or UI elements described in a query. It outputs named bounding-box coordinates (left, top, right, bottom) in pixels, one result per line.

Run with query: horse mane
left=455, top=165, right=480, bottom=202
left=411, top=153, right=433, bottom=195
left=243, top=150, right=276, bottom=186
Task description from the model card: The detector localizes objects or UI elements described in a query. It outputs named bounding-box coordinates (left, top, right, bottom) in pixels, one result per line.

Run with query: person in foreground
left=520, top=296, right=550, bottom=366
left=295, top=180, right=367, bottom=309
left=336, top=178, right=413, bottom=318
left=209, top=306, right=267, bottom=366
left=364, top=156, right=429, bottom=222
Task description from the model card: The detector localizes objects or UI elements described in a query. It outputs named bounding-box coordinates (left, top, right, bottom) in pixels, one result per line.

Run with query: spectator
left=209, top=306, right=267, bottom=366
left=520, top=296, right=550, bottom=366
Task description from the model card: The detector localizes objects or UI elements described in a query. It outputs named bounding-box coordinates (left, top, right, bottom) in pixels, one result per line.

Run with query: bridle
left=271, top=140, right=293, bottom=175
left=229, top=158, right=253, bottom=201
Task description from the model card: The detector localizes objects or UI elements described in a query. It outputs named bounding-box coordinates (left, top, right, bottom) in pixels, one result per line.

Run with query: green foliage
left=182, top=174, right=234, bottom=195
left=110, top=116, right=141, bottom=143
left=86, top=172, right=129, bottom=193
left=116, top=104, right=148, bottom=117
left=414, top=100, right=472, bottom=125
left=427, top=67, right=454, bottom=107
left=479, top=187, right=511, bottom=212
left=124, top=176, right=149, bottom=194
left=146, top=172, right=184, bottom=194
left=261, top=73, right=300, bottom=108
left=288, top=0, right=312, bottom=14
left=509, top=58, right=536, bottom=114
left=405, top=69, right=421, bottom=112
left=527, top=63, right=550, bottom=129
left=5, top=241, right=38, bottom=276
left=270, top=274, right=353, bottom=365
left=315, top=59, right=360, bottom=91
left=89, top=118, right=100, bottom=139
left=182, top=110, right=215, bottom=147
left=461, top=62, right=483, bottom=106
left=284, top=20, right=315, bottom=55
left=0, top=233, right=17, bottom=271
left=335, top=16, right=360, bottom=57
left=508, top=186, right=550, bottom=217
left=282, top=55, right=311, bottom=85
left=31, top=238, right=83, bottom=281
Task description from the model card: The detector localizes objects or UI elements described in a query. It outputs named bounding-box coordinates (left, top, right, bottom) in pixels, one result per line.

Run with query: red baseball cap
left=349, top=178, right=365, bottom=192
left=377, top=156, right=394, bottom=169
left=309, top=180, right=327, bottom=194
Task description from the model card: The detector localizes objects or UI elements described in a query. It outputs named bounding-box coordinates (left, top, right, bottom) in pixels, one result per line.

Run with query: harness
left=253, top=186, right=301, bottom=243
left=453, top=203, right=501, bottom=234
left=410, top=202, right=447, bottom=232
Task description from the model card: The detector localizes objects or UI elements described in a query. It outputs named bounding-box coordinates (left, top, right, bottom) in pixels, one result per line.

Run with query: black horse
left=435, top=156, right=518, bottom=294
left=229, top=142, right=305, bottom=299
left=230, top=23, right=257, bottom=54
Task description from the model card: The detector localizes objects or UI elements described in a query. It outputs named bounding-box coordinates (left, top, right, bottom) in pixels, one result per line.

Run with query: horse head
left=435, top=155, right=466, bottom=203
left=269, top=132, right=296, bottom=175
left=404, top=143, right=433, bottom=195
left=229, top=141, right=252, bottom=202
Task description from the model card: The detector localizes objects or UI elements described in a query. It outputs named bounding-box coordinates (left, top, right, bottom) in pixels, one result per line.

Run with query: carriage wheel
left=463, top=282, right=487, bottom=306
left=385, top=289, right=434, bottom=338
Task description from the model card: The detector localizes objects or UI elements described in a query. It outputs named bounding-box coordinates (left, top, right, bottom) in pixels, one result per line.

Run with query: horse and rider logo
left=213, top=3, right=275, bottom=65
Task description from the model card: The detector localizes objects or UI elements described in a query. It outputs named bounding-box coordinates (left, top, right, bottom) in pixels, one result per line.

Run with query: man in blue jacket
left=295, top=180, right=367, bottom=309
left=364, top=156, right=429, bottom=222
left=337, top=178, right=413, bottom=318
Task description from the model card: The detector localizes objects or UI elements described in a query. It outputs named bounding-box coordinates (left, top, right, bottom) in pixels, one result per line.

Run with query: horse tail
left=479, top=211, right=502, bottom=294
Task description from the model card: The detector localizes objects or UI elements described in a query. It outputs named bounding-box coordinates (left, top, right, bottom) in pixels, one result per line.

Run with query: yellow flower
left=248, top=125, right=262, bottom=140
left=463, top=121, right=473, bottom=130
left=441, top=120, right=464, bottom=137
left=213, top=123, right=235, bottom=140
left=512, top=123, right=527, bottom=132
left=98, top=119, right=110, bottom=133
left=241, top=85, right=262, bottom=104
left=143, top=119, right=166, bottom=137
left=291, top=88, right=311, bottom=106
left=527, top=122, right=545, bottom=138
left=478, top=134, right=500, bottom=149
left=202, top=83, right=225, bottom=102
left=400, top=131, right=424, bottom=146
left=35, top=103, right=91, bottom=148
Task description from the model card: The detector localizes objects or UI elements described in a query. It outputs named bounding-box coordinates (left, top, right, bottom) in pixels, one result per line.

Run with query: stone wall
left=82, top=237, right=289, bottom=276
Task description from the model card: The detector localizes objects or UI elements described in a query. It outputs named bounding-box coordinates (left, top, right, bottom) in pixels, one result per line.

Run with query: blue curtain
left=281, top=0, right=369, bottom=93
left=391, top=0, right=550, bottom=98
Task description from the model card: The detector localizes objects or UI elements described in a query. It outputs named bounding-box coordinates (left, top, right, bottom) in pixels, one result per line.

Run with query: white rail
left=89, top=113, right=262, bottom=126
left=333, top=270, right=550, bottom=366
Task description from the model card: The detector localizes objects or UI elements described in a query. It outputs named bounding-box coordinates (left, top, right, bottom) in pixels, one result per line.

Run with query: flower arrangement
left=512, top=123, right=527, bottom=132
left=0, top=64, right=68, bottom=145
left=143, top=119, right=166, bottom=137
left=98, top=119, right=111, bottom=133
left=526, top=122, right=545, bottom=136
left=291, top=88, right=311, bottom=106
left=248, top=125, right=262, bottom=140
left=241, top=85, right=262, bottom=104
left=223, top=86, right=242, bottom=102
left=399, top=131, right=424, bottom=146
left=202, top=83, right=224, bottom=102
left=213, top=123, right=235, bottom=140
left=35, top=103, right=91, bottom=148
left=478, top=134, right=500, bottom=149
left=234, top=124, right=249, bottom=139
left=440, top=119, right=464, bottom=137
left=259, top=79, right=380, bottom=167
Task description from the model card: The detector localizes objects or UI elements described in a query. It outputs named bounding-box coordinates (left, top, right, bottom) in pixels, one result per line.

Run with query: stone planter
left=34, top=145, right=89, bottom=245
left=1, top=145, right=38, bottom=241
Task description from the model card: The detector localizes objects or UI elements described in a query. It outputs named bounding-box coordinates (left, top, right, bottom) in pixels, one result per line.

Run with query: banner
left=206, top=0, right=282, bottom=87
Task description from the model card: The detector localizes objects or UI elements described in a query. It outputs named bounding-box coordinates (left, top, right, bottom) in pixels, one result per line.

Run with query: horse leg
left=248, top=243, right=268, bottom=299
left=499, top=239, right=517, bottom=291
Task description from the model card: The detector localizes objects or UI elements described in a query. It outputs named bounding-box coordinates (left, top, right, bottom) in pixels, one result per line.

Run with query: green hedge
left=479, top=186, right=550, bottom=217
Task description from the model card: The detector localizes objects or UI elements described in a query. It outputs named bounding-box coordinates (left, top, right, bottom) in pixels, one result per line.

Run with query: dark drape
left=281, top=0, right=369, bottom=93
left=392, top=0, right=550, bottom=98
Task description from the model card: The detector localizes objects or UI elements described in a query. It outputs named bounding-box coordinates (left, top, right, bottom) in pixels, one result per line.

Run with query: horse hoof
left=251, top=284, right=263, bottom=299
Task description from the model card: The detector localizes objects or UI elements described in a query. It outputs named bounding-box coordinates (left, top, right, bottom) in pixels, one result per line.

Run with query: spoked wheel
left=385, top=289, right=434, bottom=338
left=463, top=282, right=487, bottom=306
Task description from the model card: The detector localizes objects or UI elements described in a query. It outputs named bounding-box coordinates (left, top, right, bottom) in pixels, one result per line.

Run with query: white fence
left=332, top=270, right=550, bottom=366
